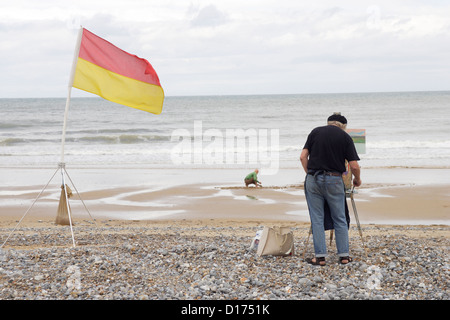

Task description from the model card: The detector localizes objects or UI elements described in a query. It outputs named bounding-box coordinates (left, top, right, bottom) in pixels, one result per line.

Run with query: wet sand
left=0, top=170, right=448, bottom=226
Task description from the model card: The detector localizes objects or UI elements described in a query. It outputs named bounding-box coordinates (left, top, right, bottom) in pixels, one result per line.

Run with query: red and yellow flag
left=71, top=28, right=164, bottom=114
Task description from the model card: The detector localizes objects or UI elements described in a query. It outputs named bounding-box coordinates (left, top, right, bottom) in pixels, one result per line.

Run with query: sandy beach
left=0, top=167, right=448, bottom=225
left=0, top=166, right=448, bottom=243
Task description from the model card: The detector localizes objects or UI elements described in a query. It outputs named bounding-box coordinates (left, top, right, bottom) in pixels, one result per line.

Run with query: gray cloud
left=190, top=4, right=228, bottom=27
left=0, top=1, right=449, bottom=97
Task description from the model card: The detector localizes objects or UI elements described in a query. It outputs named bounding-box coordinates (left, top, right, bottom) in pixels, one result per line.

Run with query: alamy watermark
left=66, top=265, right=81, bottom=291
left=366, top=265, right=383, bottom=290
left=170, top=121, right=280, bottom=175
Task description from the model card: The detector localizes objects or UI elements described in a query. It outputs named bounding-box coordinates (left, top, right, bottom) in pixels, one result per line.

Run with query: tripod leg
left=1, top=167, right=59, bottom=248
left=350, top=193, right=368, bottom=257
left=63, top=168, right=107, bottom=243
left=61, top=168, right=76, bottom=248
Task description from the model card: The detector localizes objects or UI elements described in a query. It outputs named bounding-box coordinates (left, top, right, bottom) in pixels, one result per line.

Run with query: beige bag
left=343, top=160, right=352, bottom=191
left=257, top=226, right=294, bottom=256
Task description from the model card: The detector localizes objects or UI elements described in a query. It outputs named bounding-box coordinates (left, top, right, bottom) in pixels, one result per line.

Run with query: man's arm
left=349, top=160, right=361, bottom=187
left=300, top=149, right=309, bottom=174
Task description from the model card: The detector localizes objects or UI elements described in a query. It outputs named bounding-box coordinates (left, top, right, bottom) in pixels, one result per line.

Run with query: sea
left=1, top=91, right=449, bottom=172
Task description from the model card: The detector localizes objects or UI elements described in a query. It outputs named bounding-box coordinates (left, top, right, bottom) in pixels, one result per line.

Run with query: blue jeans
left=305, top=173, right=349, bottom=258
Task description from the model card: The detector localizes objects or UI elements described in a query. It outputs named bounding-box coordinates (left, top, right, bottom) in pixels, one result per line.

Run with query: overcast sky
left=1, top=0, right=449, bottom=98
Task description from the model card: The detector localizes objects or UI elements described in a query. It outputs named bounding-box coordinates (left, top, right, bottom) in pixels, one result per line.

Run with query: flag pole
left=57, top=27, right=83, bottom=246
left=60, top=87, right=72, bottom=165
left=60, top=27, right=83, bottom=165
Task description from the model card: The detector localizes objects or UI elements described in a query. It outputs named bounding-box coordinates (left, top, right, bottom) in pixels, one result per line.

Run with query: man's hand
left=349, top=160, right=361, bottom=187
left=353, top=177, right=362, bottom=187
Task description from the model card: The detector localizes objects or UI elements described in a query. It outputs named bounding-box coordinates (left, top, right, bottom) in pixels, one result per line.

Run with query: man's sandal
left=339, top=256, right=353, bottom=265
left=306, top=257, right=326, bottom=266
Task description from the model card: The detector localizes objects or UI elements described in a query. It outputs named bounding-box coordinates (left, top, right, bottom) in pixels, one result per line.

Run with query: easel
left=302, top=187, right=368, bottom=259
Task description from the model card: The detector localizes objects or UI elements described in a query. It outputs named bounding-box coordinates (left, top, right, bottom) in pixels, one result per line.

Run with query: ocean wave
left=73, top=134, right=172, bottom=144
left=0, top=123, right=34, bottom=130
left=0, top=138, right=25, bottom=146
left=0, top=137, right=51, bottom=146
left=0, top=134, right=173, bottom=147
left=69, top=127, right=166, bottom=135
left=367, top=140, right=450, bottom=149
left=275, top=141, right=450, bottom=152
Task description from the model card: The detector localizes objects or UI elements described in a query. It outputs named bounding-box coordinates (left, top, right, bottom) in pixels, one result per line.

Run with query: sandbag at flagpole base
left=55, top=184, right=73, bottom=226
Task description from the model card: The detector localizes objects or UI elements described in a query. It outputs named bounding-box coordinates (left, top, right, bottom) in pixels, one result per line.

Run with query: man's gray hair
left=327, top=120, right=347, bottom=130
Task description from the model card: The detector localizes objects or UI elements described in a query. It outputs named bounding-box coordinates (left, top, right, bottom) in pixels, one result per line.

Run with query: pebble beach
left=0, top=167, right=449, bottom=307
left=0, top=219, right=448, bottom=301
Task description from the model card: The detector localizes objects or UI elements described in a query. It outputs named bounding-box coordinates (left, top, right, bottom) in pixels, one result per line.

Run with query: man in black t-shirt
left=300, top=113, right=361, bottom=266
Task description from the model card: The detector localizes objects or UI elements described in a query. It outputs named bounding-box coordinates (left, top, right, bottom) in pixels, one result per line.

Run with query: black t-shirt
left=303, top=125, right=360, bottom=173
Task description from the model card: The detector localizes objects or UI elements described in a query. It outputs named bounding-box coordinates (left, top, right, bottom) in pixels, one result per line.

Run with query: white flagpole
left=60, top=87, right=72, bottom=165
left=58, top=27, right=83, bottom=247
left=60, top=27, right=83, bottom=165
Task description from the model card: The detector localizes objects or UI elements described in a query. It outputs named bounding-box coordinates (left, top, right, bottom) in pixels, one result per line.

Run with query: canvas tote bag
left=257, top=226, right=294, bottom=256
